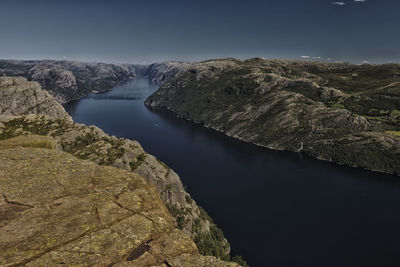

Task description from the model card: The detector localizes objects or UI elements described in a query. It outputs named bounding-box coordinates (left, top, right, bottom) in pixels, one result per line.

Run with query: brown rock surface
left=0, top=136, right=239, bottom=267
left=0, top=114, right=232, bottom=260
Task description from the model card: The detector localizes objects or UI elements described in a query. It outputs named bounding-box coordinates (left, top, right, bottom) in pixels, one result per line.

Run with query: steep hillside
left=0, top=134, right=239, bottom=267
left=0, top=77, right=69, bottom=118
left=144, top=61, right=192, bottom=84
left=0, top=60, right=136, bottom=103
left=146, top=58, right=400, bottom=175
left=0, top=77, right=245, bottom=265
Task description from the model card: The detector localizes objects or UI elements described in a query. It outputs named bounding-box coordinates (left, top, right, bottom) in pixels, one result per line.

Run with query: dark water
left=65, top=76, right=400, bottom=267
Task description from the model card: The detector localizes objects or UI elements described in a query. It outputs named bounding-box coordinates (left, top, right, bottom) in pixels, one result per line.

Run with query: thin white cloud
left=332, top=1, right=346, bottom=5
left=354, top=0, right=367, bottom=2
left=301, top=56, right=310, bottom=59
left=313, top=56, right=321, bottom=59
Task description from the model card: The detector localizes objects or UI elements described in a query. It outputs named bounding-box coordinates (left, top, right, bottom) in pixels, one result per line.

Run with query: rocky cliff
left=0, top=132, right=239, bottom=267
left=0, top=113, right=237, bottom=263
left=146, top=58, right=400, bottom=176
left=0, top=77, right=70, bottom=118
left=0, top=60, right=136, bottom=103
left=143, top=62, right=192, bottom=85
left=0, top=79, right=245, bottom=266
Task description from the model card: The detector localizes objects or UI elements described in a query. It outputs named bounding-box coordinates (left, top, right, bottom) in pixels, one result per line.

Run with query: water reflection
left=65, top=77, right=400, bottom=267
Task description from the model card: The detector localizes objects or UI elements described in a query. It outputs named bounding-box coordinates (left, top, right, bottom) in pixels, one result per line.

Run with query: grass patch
left=185, top=195, right=193, bottom=204
left=386, top=131, right=400, bottom=136
left=329, top=97, right=346, bottom=109
left=129, top=153, right=146, bottom=170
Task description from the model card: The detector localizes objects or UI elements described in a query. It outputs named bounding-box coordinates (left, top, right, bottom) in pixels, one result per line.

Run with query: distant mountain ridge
left=0, top=59, right=136, bottom=103
left=143, top=61, right=192, bottom=84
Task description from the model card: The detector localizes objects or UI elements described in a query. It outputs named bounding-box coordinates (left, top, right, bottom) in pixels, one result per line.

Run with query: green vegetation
left=190, top=206, right=248, bottom=266
left=147, top=58, right=400, bottom=176
left=231, top=255, right=250, bottom=267
left=0, top=116, right=70, bottom=140
left=167, top=204, right=188, bottom=229
left=0, top=116, right=133, bottom=166
left=129, top=153, right=146, bottom=170
left=185, top=194, right=193, bottom=204
left=386, top=131, right=400, bottom=136
left=307, top=136, right=400, bottom=174
left=194, top=225, right=230, bottom=261
left=165, top=184, right=172, bottom=191
left=329, top=97, right=346, bottom=109
left=166, top=203, right=247, bottom=265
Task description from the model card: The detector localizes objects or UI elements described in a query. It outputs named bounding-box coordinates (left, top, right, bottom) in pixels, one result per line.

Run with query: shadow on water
left=65, top=77, right=400, bottom=267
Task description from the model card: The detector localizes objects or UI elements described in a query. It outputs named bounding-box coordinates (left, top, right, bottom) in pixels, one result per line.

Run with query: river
left=64, top=76, right=400, bottom=267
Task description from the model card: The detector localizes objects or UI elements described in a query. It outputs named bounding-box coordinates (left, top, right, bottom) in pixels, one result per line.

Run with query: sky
left=0, top=0, right=399, bottom=64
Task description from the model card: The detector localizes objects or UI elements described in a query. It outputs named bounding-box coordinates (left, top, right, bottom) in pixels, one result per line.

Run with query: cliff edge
left=0, top=134, right=238, bottom=267
left=0, top=77, right=70, bottom=118
left=0, top=77, right=245, bottom=266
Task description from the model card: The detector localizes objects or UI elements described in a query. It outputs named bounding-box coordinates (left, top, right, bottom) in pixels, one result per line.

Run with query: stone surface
left=143, top=62, right=192, bottom=85
left=0, top=136, right=240, bottom=267
left=0, top=77, right=70, bottom=118
left=0, top=72, right=240, bottom=264
left=0, top=114, right=234, bottom=263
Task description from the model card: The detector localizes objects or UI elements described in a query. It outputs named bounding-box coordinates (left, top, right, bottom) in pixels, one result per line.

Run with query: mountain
left=143, top=61, right=192, bottom=84
left=0, top=60, right=136, bottom=103
left=146, top=58, right=400, bottom=176
left=0, top=77, right=70, bottom=118
left=0, top=78, right=245, bottom=266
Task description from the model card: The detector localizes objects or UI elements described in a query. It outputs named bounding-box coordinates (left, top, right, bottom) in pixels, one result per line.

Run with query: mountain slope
left=143, top=61, right=192, bottom=84
left=0, top=60, right=136, bottom=103
left=0, top=78, right=244, bottom=265
left=146, top=58, right=400, bottom=175
left=0, top=77, right=70, bottom=118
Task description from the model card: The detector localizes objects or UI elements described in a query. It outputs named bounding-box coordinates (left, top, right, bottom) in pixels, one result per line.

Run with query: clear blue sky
left=1, top=0, right=399, bottom=64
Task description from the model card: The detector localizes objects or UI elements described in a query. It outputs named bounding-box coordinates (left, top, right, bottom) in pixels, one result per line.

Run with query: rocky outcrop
left=0, top=77, right=70, bottom=118
left=146, top=58, right=400, bottom=175
left=0, top=134, right=239, bottom=267
left=143, top=62, right=192, bottom=85
left=0, top=60, right=136, bottom=103
left=0, top=76, right=242, bottom=264
left=0, top=114, right=234, bottom=262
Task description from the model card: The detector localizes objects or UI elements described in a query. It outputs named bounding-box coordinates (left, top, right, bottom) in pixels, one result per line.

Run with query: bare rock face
left=0, top=136, right=239, bottom=267
left=319, top=87, right=344, bottom=100
left=0, top=60, right=136, bottom=103
left=0, top=114, right=234, bottom=263
left=0, top=77, right=70, bottom=118
left=143, top=61, right=192, bottom=85
left=0, top=75, right=236, bottom=262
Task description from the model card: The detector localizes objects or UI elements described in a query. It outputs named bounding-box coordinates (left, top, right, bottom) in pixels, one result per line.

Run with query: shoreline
left=145, top=104, right=400, bottom=179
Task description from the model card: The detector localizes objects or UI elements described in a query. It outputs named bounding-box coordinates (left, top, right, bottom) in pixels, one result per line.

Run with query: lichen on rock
left=0, top=135, right=239, bottom=267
